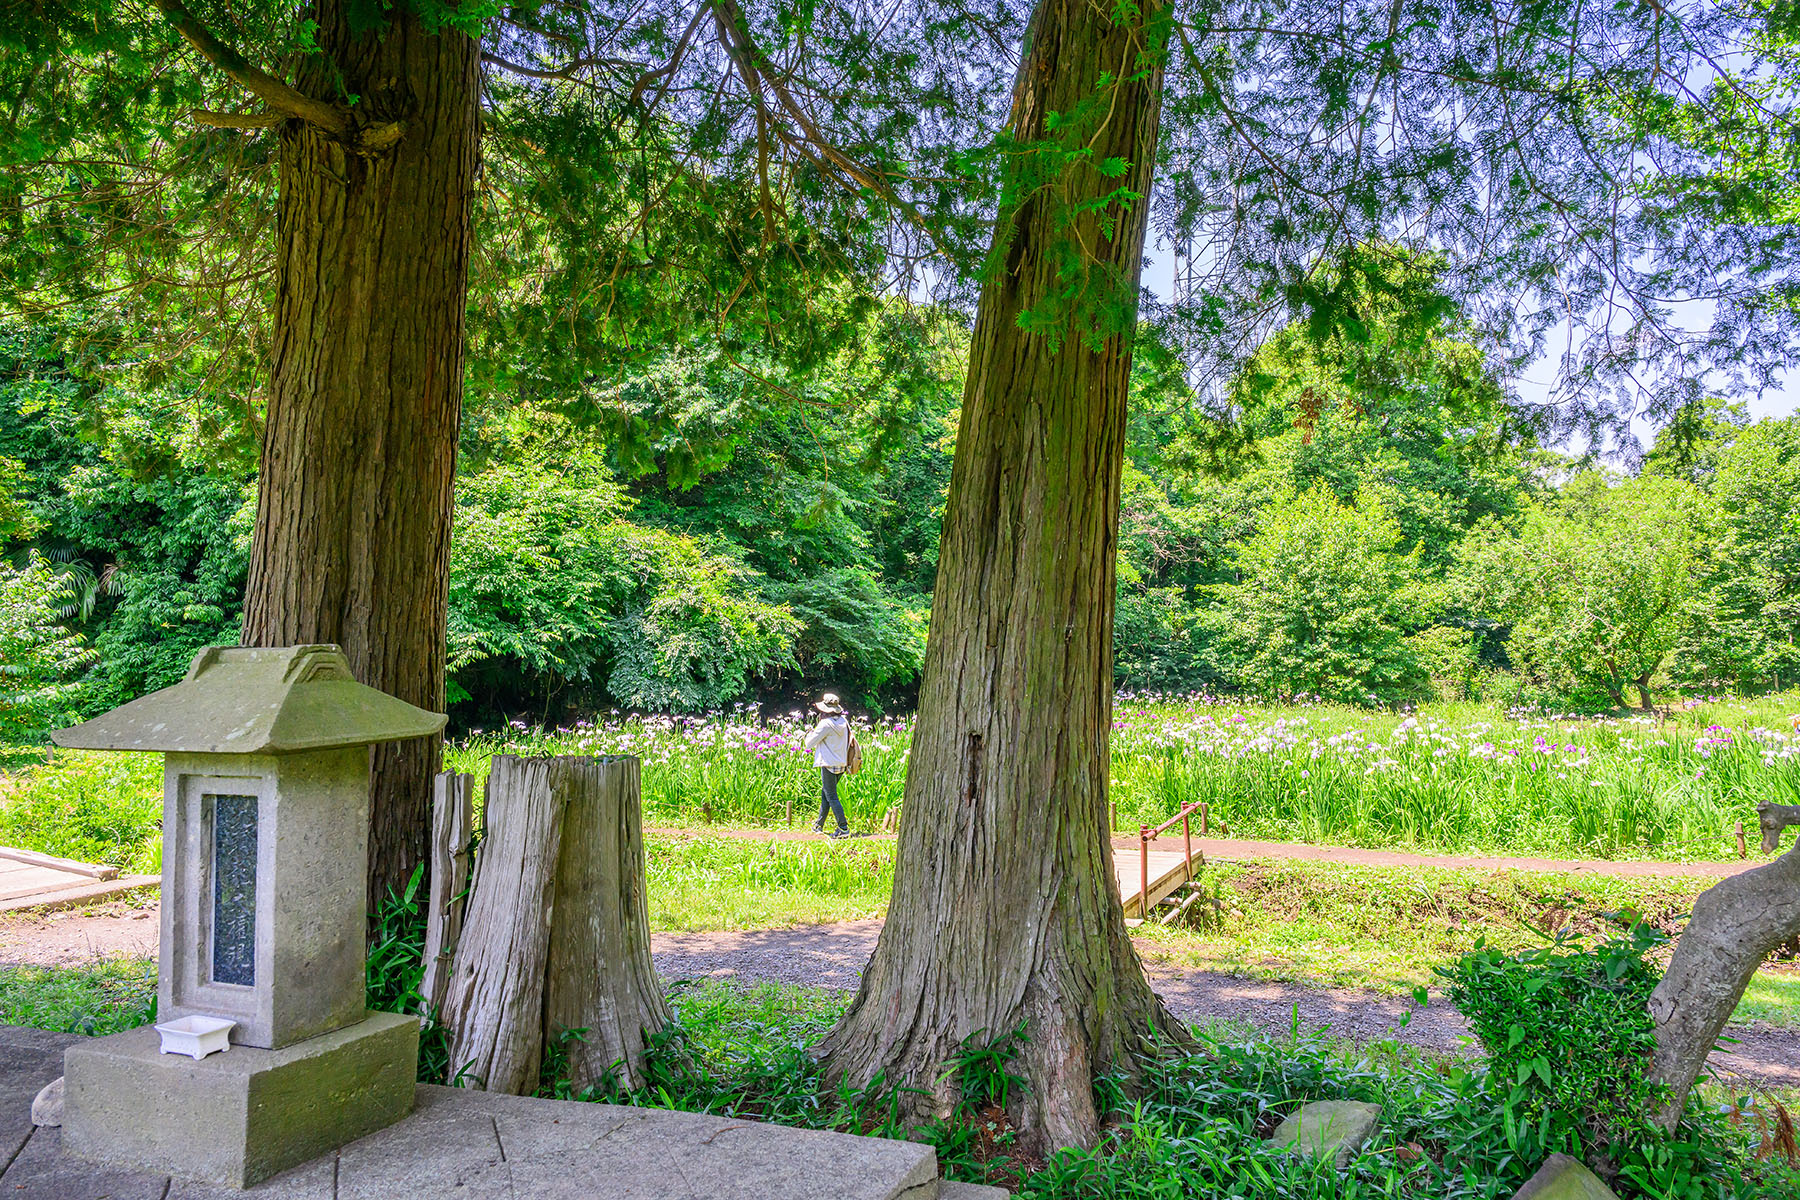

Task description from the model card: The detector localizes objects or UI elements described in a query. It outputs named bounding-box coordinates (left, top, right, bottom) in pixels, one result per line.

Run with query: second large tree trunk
left=819, top=0, right=1181, bottom=1153
left=239, top=4, right=479, bottom=910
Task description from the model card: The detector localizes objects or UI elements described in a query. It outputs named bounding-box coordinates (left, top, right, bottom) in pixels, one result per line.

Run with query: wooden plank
left=0, top=871, right=89, bottom=902
left=421, top=772, right=475, bottom=1020
left=1116, top=848, right=1197, bottom=918
left=0, top=847, right=118, bottom=881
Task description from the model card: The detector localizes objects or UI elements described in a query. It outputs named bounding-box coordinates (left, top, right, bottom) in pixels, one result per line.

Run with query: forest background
left=4, top=234, right=1797, bottom=736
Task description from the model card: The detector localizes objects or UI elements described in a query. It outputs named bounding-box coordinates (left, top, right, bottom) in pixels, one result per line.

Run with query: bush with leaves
left=1440, top=923, right=1676, bottom=1182
left=0, top=554, right=92, bottom=743
left=449, top=455, right=799, bottom=713
left=1206, top=487, right=1438, bottom=704
left=1458, top=472, right=1711, bottom=710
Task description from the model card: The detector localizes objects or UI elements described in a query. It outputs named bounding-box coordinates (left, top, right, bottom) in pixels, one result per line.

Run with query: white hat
left=813, top=693, right=844, bottom=714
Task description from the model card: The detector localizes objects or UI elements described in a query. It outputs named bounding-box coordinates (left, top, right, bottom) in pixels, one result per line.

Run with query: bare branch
left=149, top=0, right=347, bottom=135
left=1759, top=801, right=1800, bottom=855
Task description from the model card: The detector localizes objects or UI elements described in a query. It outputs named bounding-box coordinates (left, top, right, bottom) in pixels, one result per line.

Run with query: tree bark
left=420, top=771, right=476, bottom=1020
left=440, top=755, right=669, bottom=1095
left=238, top=3, right=479, bottom=910
left=544, top=755, right=668, bottom=1091
left=1648, top=802, right=1800, bottom=1126
left=818, top=0, right=1183, bottom=1153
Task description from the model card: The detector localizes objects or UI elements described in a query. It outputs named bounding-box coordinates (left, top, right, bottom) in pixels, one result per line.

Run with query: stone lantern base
left=60, top=1010, right=417, bottom=1188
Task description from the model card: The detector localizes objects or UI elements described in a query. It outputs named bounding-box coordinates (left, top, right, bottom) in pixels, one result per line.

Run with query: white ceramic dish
left=155, top=1014, right=236, bottom=1059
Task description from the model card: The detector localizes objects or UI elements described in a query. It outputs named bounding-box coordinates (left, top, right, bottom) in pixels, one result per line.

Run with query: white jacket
left=804, top=715, right=851, bottom=770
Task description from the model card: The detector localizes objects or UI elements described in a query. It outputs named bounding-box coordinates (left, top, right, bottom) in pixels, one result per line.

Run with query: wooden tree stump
left=440, top=755, right=667, bottom=1095
left=420, top=772, right=475, bottom=1019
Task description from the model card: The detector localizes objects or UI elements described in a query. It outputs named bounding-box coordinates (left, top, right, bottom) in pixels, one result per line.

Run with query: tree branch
left=1759, top=801, right=1800, bottom=855
left=191, top=110, right=285, bottom=130
left=150, top=0, right=348, bottom=136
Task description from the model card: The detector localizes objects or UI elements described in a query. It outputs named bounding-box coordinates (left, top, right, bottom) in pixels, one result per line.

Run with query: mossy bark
left=818, top=0, right=1185, bottom=1152
left=239, top=5, right=480, bottom=908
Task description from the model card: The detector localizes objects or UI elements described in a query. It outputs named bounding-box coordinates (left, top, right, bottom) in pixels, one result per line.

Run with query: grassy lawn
left=0, top=959, right=156, bottom=1036
left=641, top=839, right=1800, bottom=1028
left=646, top=832, right=895, bottom=931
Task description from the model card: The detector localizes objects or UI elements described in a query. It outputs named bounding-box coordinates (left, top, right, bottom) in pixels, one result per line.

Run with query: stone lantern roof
left=52, top=645, right=446, bottom=754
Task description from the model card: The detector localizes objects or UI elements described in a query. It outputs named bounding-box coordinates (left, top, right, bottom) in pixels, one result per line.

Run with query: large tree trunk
left=239, top=4, right=479, bottom=909
left=1648, top=802, right=1800, bottom=1126
left=819, top=0, right=1182, bottom=1153
left=441, top=755, right=669, bottom=1095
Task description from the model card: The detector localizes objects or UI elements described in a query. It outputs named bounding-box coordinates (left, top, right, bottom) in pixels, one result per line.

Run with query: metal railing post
left=1182, top=806, right=1193, bottom=883
left=1138, top=825, right=1150, bottom=917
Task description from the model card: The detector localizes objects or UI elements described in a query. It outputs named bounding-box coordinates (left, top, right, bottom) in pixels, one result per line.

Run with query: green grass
left=645, top=834, right=895, bottom=931
left=13, top=690, right=1800, bottom=869
left=1737, top=972, right=1800, bottom=1028
left=614, top=980, right=1800, bottom=1200
left=1130, top=860, right=1799, bottom=1029
left=0, top=959, right=156, bottom=1036
left=0, top=748, right=162, bottom=873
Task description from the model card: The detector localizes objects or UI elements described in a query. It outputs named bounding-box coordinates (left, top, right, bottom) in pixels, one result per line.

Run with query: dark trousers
left=815, top=768, right=847, bottom=833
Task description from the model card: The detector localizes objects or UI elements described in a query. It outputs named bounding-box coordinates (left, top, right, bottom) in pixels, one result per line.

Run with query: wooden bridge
left=1114, top=803, right=1205, bottom=924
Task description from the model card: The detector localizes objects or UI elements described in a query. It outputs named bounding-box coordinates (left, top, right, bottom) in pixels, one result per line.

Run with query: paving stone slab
left=1268, top=1099, right=1383, bottom=1168
left=0, top=1022, right=948, bottom=1200
left=0, top=1127, right=168, bottom=1200
left=1512, top=1153, right=1619, bottom=1200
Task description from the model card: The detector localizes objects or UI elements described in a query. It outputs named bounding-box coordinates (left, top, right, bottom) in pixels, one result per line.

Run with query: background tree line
left=3, top=244, right=1795, bottom=741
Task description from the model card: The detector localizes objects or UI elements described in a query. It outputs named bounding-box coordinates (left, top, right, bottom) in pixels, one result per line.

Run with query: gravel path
left=648, top=826, right=1767, bottom=880
left=653, top=919, right=1800, bottom=1090
left=4, top=901, right=1793, bottom=1090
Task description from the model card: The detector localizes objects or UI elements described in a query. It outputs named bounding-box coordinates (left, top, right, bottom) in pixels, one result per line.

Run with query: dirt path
left=6, top=902, right=1792, bottom=1090
left=648, top=826, right=1767, bottom=879
left=653, top=919, right=1797, bottom=1089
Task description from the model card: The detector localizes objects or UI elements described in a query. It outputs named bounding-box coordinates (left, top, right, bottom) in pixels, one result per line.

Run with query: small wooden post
left=1138, top=825, right=1150, bottom=919
left=785, top=796, right=793, bottom=827
left=1735, top=822, right=1747, bottom=859
left=421, top=772, right=475, bottom=1020
left=1200, top=802, right=1209, bottom=835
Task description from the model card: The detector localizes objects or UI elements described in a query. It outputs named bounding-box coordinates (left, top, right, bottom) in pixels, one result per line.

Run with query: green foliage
left=365, top=864, right=452, bottom=1085
left=0, top=749, right=161, bottom=874
left=1207, top=488, right=1437, bottom=704
left=1460, top=473, right=1711, bottom=709
left=601, top=534, right=801, bottom=711
left=447, top=448, right=800, bottom=714
left=0, top=959, right=156, bottom=1038
left=593, top=982, right=1792, bottom=1200
left=0, top=554, right=92, bottom=741
left=1443, top=925, right=1667, bottom=1170
left=1677, top=414, right=1800, bottom=689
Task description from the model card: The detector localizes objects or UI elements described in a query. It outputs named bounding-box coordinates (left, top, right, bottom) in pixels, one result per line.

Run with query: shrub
left=1441, top=922, right=1696, bottom=1186
left=0, top=554, right=92, bottom=742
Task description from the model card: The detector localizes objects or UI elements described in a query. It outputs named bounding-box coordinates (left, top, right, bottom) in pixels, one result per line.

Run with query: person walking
left=804, top=693, right=852, bottom=837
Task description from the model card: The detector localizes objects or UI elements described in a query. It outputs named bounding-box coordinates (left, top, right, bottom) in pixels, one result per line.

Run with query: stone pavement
left=0, top=1026, right=1007, bottom=1199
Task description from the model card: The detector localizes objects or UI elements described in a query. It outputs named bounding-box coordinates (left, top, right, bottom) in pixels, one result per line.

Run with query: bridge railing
left=1135, top=801, right=1204, bottom=913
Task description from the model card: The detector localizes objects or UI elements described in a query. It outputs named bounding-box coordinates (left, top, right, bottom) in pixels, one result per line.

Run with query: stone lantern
left=49, top=644, right=444, bottom=1188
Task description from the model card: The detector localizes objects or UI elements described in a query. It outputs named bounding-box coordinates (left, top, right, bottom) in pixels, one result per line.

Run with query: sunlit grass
left=645, top=834, right=895, bottom=931
left=1737, top=971, right=1800, bottom=1029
